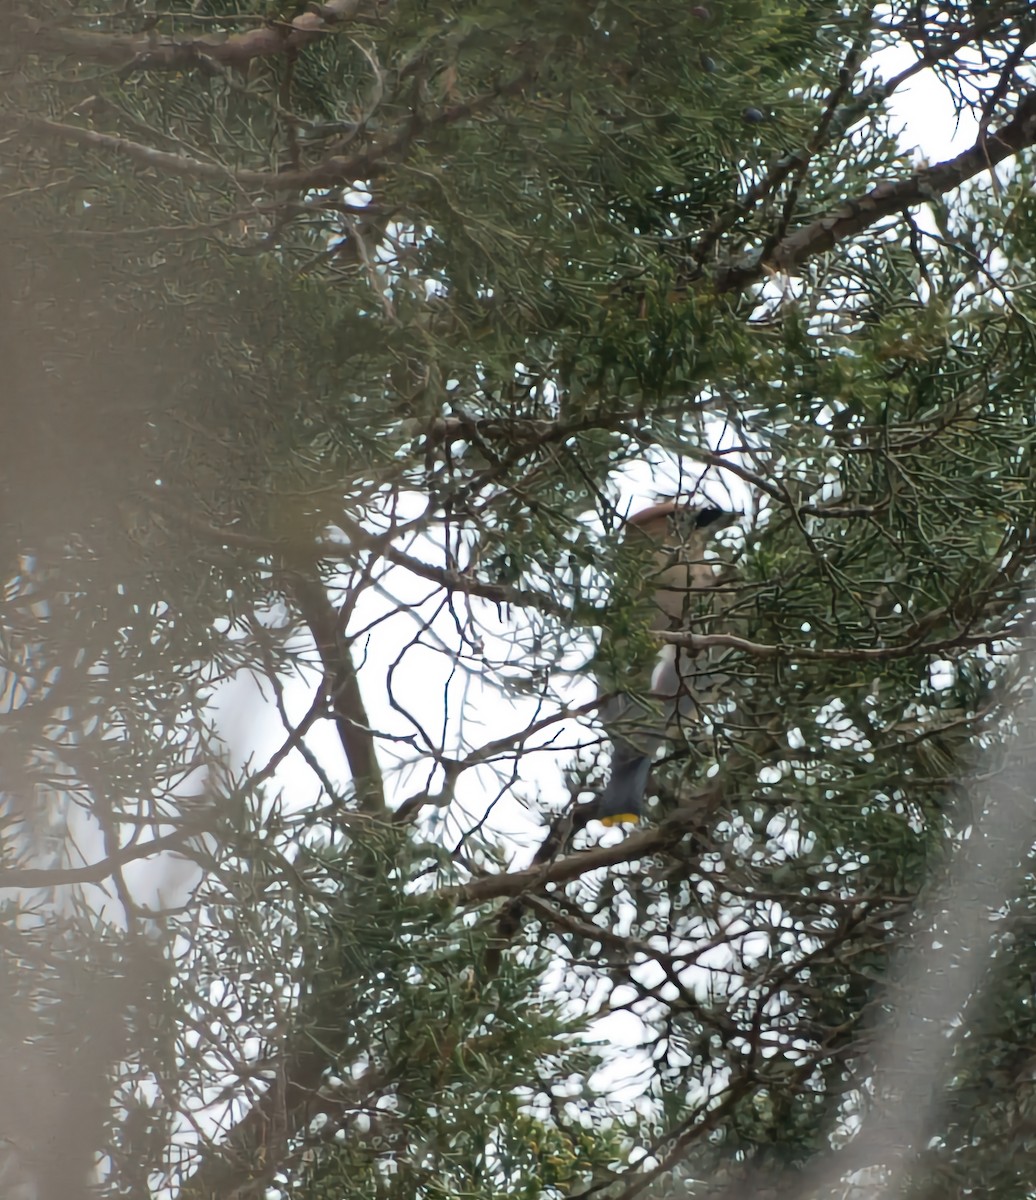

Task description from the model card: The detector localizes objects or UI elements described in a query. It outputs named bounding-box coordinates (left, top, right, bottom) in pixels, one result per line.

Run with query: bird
left=596, top=500, right=738, bottom=826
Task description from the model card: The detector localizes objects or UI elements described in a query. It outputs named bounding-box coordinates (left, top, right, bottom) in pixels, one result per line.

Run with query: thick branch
left=287, top=568, right=386, bottom=815
left=443, top=782, right=723, bottom=907
left=15, top=1, right=380, bottom=70
left=716, top=87, right=1036, bottom=291
left=0, top=830, right=197, bottom=888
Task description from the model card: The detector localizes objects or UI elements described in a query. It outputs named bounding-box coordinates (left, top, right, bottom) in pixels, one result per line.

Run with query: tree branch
left=659, top=625, right=1021, bottom=663
left=442, top=782, right=723, bottom=907
left=0, top=830, right=198, bottom=888
left=14, top=1, right=381, bottom=70
left=716, top=87, right=1036, bottom=291
left=20, top=68, right=535, bottom=196
left=286, top=567, right=386, bottom=815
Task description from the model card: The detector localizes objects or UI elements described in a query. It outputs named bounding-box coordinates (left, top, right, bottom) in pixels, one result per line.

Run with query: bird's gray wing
left=597, top=646, right=690, bottom=823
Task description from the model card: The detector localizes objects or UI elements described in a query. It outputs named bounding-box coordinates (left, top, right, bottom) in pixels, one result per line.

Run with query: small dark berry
left=690, top=5, right=711, bottom=19
left=742, top=107, right=765, bottom=124
left=700, top=54, right=718, bottom=73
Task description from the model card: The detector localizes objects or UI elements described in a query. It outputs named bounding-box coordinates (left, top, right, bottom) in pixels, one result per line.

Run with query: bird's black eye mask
left=695, top=506, right=727, bottom=529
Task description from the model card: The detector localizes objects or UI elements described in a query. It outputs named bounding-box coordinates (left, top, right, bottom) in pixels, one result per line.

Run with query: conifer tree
left=2, top=3, right=1036, bottom=1197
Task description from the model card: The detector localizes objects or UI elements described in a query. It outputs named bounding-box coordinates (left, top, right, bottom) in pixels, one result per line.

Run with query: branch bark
left=0, top=830, right=197, bottom=888
left=443, top=780, right=723, bottom=908
left=716, top=88, right=1036, bottom=292
left=14, top=1, right=382, bottom=70
left=20, top=69, right=535, bottom=195
left=286, top=567, right=386, bottom=816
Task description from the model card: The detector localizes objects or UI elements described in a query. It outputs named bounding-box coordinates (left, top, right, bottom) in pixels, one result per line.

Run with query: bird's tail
left=598, top=742, right=652, bottom=825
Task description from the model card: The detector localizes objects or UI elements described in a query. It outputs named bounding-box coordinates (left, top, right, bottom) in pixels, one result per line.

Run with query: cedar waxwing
left=597, top=501, right=738, bottom=826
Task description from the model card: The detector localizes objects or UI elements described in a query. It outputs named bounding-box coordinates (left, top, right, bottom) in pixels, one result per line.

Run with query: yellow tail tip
left=598, top=811, right=641, bottom=827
